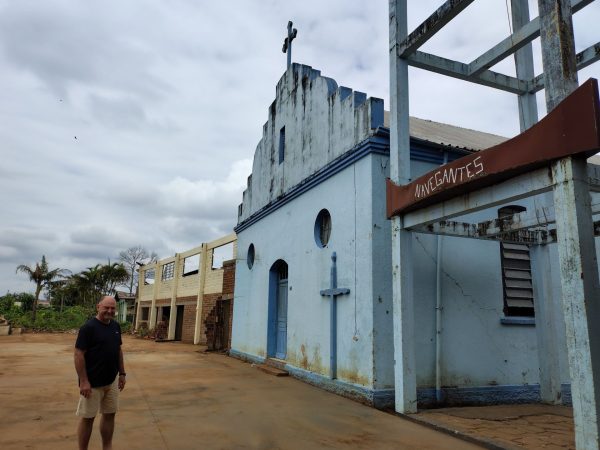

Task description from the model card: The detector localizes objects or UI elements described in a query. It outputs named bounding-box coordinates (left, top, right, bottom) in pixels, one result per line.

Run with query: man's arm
left=118, top=347, right=126, bottom=391
left=74, top=348, right=92, bottom=398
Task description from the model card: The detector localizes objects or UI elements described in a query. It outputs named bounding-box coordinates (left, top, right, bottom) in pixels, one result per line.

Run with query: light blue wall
left=233, top=148, right=577, bottom=397
left=233, top=155, right=385, bottom=389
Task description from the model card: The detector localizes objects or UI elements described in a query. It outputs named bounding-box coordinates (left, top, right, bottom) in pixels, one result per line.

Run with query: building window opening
left=314, top=209, right=332, bottom=248
left=498, top=205, right=534, bottom=317
left=247, top=244, right=255, bottom=269
left=279, top=126, right=285, bottom=164
left=278, top=262, right=288, bottom=281
left=182, top=254, right=200, bottom=276
left=144, top=269, right=155, bottom=285
left=212, top=242, right=234, bottom=269
left=161, top=262, right=175, bottom=281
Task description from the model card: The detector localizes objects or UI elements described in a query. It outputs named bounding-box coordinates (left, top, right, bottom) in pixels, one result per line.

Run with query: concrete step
left=264, top=358, right=286, bottom=370
left=256, top=364, right=289, bottom=377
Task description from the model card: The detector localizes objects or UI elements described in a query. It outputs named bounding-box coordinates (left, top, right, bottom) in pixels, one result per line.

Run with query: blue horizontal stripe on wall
left=418, top=383, right=572, bottom=407
left=229, top=348, right=394, bottom=409
left=230, top=349, right=572, bottom=408
left=235, top=128, right=469, bottom=233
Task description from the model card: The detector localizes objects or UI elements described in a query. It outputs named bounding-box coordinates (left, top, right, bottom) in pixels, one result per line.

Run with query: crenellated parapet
left=238, top=63, right=384, bottom=223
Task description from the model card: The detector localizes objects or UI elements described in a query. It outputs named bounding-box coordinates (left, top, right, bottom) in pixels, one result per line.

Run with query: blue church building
left=230, top=63, right=575, bottom=408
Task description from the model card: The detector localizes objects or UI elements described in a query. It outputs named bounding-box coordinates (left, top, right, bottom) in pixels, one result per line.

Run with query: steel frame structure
left=388, top=1, right=600, bottom=448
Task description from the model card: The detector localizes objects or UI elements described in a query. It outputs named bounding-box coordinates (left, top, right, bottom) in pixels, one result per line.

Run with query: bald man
left=74, top=296, right=126, bottom=450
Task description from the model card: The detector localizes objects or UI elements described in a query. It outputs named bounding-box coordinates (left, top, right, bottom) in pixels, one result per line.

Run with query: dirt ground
left=0, top=333, right=481, bottom=450
left=414, top=404, right=574, bottom=450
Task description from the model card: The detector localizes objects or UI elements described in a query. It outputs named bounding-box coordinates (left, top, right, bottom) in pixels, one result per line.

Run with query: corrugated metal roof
left=383, top=111, right=507, bottom=151
left=588, top=154, right=600, bottom=165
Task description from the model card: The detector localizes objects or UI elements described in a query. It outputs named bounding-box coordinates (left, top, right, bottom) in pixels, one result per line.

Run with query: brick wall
left=181, top=304, right=196, bottom=343
left=177, top=272, right=200, bottom=297
left=204, top=269, right=224, bottom=294
left=139, top=281, right=154, bottom=301
left=155, top=298, right=171, bottom=306
left=158, top=279, right=173, bottom=298
left=222, top=259, right=236, bottom=296
left=221, top=260, right=235, bottom=348
left=173, top=295, right=197, bottom=344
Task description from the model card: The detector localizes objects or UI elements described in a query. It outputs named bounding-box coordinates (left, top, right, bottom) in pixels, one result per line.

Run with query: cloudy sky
left=1, top=0, right=598, bottom=295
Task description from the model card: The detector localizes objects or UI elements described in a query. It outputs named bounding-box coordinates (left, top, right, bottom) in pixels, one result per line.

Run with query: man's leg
left=77, top=417, right=95, bottom=450
left=99, top=413, right=115, bottom=450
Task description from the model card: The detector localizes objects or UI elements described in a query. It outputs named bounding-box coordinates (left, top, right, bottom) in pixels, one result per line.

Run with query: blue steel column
left=539, top=0, right=600, bottom=448
left=389, top=0, right=417, bottom=414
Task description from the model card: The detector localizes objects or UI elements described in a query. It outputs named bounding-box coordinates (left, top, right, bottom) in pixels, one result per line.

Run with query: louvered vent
left=498, top=206, right=535, bottom=317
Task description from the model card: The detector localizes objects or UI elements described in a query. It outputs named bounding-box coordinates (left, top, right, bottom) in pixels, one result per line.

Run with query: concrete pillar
left=389, top=0, right=417, bottom=413
left=538, top=0, right=578, bottom=111
left=134, top=293, right=142, bottom=330
left=530, top=243, right=562, bottom=404
left=194, top=244, right=209, bottom=345
left=539, top=1, right=600, bottom=447
left=167, top=254, right=182, bottom=340
left=552, top=157, right=600, bottom=448
left=149, top=264, right=159, bottom=330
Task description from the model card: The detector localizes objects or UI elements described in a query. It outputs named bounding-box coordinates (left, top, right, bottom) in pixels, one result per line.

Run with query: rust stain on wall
left=338, top=349, right=369, bottom=386
left=337, top=367, right=369, bottom=386
left=287, top=343, right=325, bottom=375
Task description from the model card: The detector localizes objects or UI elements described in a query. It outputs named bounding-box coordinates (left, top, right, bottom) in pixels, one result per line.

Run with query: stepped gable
left=238, top=63, right=384, bottom=223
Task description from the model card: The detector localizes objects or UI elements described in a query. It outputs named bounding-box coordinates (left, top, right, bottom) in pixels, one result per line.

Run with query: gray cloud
left=0, top=0, right=598, bottom=295
left=88, top=95, right=147, bottom=130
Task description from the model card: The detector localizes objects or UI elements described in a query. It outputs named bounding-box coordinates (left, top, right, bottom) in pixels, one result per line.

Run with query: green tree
left=99, top=262, right=129, bottom=294
left=15, top=256, right=69, bottom=321
left=14, top=292, right=35, bottom=311
left=58, top=262, right=130, bottom=308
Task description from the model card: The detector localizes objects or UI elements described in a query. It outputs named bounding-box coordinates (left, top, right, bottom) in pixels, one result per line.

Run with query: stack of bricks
left=200, top=293, right=221, bottom=345
left=201, top=259, right=236, bottom=348
left=154, top=320, right=168, bottom=341
left=222, top=260, right=235, bottom=349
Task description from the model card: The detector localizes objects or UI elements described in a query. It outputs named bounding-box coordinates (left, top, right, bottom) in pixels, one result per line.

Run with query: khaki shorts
left=76, top=376, right=119, bottom=418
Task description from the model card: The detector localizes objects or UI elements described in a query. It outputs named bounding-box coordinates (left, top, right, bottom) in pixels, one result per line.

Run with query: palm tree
left=16, top=255, right=69, bottom=321
left=69, top=262, right=130, bottom=307
left=99, top=262, right=129, bottom=295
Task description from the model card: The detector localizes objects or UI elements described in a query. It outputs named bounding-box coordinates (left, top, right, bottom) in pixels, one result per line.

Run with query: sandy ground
left=0, top=333, right=481, bottom=450
left=415, top=404, right=574, bottom=449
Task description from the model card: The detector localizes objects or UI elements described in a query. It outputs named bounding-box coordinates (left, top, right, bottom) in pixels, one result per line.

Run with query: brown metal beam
left=387, top=78, right=600, bottom=217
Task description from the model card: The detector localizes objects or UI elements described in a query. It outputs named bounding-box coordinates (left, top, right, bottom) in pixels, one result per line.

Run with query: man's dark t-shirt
left=75, top=318, right=122, bottom=388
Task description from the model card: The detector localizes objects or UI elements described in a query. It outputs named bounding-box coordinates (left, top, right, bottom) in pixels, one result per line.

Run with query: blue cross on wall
left=320, top=252, right=350, bottom=379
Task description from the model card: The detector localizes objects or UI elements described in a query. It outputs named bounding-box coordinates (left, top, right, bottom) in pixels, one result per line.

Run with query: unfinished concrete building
left=136, top=233, right=236, bottom=349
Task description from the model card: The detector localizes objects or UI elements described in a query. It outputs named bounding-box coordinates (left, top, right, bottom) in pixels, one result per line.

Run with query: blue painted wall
left=231, top=64, right=584, bottom=408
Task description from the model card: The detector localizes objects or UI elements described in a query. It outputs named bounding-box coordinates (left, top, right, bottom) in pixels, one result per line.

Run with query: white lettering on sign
left=415, top=156, right=484, bottom=199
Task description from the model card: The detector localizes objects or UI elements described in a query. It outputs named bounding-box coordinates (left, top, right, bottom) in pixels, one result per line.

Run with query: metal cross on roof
left=282, top=21, right=298, bottom=69
left=320, top=252, right=350, bottom=380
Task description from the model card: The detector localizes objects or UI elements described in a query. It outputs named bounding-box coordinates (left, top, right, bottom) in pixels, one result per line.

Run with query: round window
left=247, top=243, right=255, bottom=269
left=314, top=209, right=332, bottom=248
